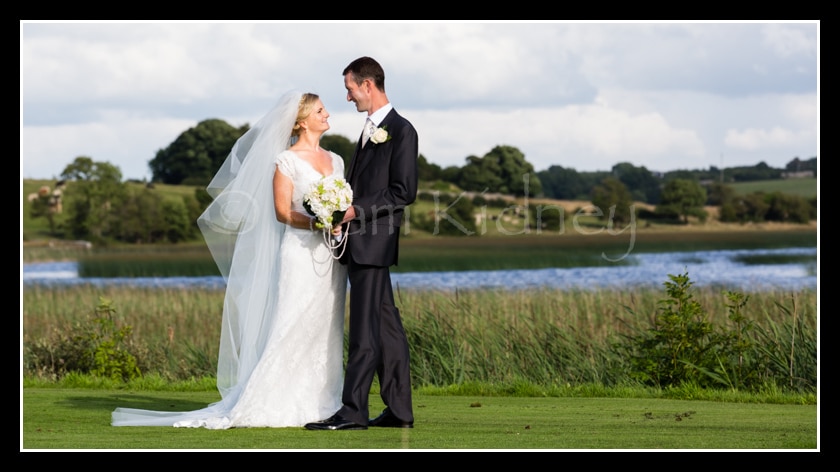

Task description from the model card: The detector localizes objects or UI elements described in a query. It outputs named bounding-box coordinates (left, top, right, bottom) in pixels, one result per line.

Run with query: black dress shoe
left=304, top=414, right=367, bottom=431
left=368, top=409, right=414, bottom=428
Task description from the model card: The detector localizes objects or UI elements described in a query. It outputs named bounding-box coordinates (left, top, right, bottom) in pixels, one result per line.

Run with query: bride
left=112, top=91, right=348, bottom=429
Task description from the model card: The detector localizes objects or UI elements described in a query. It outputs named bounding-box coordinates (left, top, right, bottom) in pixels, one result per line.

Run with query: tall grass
left=22, top=283, right=817, bottom=397
left=22, top=242, right=92, bottom=263
left=395, top=287, right=816, bottom=391
left=23, top=286, right=223, bottom=352
left=77, top=246, right=219, bottom=277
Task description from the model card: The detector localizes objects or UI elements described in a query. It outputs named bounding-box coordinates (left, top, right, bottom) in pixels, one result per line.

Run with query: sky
left=20, top=21, right=819, bottom=182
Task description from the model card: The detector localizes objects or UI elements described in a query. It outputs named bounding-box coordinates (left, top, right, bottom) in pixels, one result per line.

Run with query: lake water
left=22, top=247, right=817, bottom=292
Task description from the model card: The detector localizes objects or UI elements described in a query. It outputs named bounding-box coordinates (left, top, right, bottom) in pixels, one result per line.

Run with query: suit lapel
left=347, top=110, right=396, bottom=183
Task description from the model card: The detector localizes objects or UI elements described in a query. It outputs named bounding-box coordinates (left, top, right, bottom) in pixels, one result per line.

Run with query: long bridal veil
left=112, top=91, right=304, bottom=427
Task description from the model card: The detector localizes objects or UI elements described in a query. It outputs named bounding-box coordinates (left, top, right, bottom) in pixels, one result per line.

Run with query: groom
left=306, top=57, right=418, bottom=431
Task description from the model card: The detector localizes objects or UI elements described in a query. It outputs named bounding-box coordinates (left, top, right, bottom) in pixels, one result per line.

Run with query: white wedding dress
left=112, top=149, right=347, bottom=429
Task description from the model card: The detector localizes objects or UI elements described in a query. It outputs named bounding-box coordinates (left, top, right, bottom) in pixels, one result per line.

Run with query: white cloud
left=725, top=126, right=807, bottom=151
left=340, top=104, right=706, bottom=173
left=762, top=23, right=819, bottom=58
left=20, top=21, right=819, bottom=180
left=21, top=117, right=194, bottom=181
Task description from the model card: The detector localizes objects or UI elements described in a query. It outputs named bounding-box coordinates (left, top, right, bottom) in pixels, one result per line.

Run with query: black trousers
left=338, top=260, right=414, bottom=424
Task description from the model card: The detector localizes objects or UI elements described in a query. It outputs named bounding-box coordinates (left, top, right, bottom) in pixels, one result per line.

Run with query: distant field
left=22, top=177, right=818, bottom=243
left=728, top=177, right=817, bottom=198
left=22, top=179, right=205, bottom=241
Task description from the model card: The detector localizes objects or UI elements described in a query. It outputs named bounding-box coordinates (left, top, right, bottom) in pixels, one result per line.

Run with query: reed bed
left=23, top=286, right=224, bottom=353
left=22, top=283, right=817, bottom=393
left=395, top=286, right=817, bottom=389
left=28, top=227, right=817, bottom=275
left=22, top=243, right=92, bottom=263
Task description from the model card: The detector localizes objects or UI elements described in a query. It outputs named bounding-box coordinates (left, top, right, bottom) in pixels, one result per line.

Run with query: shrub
left=614, top=272, right=816, bottom=392
left=24, top=297, right=142, bottom=381
left=617, top=272, right=717, bottom=387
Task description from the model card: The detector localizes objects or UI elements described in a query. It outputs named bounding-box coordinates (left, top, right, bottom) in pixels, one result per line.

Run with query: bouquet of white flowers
left=303, top=176, right=353, bottom=229
left=303, top=176, right=353, bottom=258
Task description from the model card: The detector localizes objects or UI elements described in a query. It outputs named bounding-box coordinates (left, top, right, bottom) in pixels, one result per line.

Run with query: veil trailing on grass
left=112, top=91, right=303, bottom=427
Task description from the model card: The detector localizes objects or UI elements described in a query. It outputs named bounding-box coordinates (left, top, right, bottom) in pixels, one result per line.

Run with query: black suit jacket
left=342, top=108, right=418, bottom=267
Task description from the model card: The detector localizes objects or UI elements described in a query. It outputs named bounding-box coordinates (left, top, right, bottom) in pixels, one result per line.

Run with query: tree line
left=27, top=118, right=817, bottom=245
left=149, top=119, right=816, bottom=197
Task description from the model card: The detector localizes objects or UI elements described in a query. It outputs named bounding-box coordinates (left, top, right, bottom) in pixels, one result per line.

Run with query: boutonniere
left=370, top=125, right=392, bottom=144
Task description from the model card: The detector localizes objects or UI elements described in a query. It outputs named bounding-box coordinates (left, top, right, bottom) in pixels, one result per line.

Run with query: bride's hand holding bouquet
left=303, top=176, right=353, bottom=258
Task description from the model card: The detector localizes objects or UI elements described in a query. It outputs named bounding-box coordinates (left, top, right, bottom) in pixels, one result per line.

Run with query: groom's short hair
left=344, top=56, right=385, bottom=92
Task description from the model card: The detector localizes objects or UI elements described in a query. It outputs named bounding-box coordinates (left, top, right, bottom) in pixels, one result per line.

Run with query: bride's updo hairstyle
left=291, top=93, right=320, bottom=139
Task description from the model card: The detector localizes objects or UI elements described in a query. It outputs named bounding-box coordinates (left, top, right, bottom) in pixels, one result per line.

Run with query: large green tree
left=611, top=162, right=662, bottom=204
left=456, top=145, right=542, bottom=197
left=704, top=182, right=737, bottom=206
left=658, top=178, right=708, bottom=224
left=417, top=154, right=443, bottom=182
left=60, top=156, right=127, bottom=242
left=537, top=165, right=606, bottom=200
left=410, top=192, right=477, bottom=236
left=321, top=134, right=355, bottom=170
left=116, top=187, right=166, bottom=243
left=149, top=119, right=248, bottom=186
left=720, top=192, right=769, bottom=223
left=763, top=192, right=813, bottom=224
left=590, top=176, right=635, bottom=226
left=28, top=183, right=64, bottom=236
left=114, top=187, right=196, bottom=244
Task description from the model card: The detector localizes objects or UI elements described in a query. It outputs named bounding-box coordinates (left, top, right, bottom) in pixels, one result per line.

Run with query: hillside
left=22, top=177, right=818, bottom=245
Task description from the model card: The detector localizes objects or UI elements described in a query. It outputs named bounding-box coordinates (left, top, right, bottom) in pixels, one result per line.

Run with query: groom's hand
left=340, top=206, right=357, bottom=224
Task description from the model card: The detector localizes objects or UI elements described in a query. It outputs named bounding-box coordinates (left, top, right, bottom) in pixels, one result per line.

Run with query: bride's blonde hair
left=291, top=93, right=320, bottom=138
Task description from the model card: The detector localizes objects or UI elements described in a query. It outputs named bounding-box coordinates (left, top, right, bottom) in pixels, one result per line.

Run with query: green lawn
left=22, top=389, right=817, bottom=450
